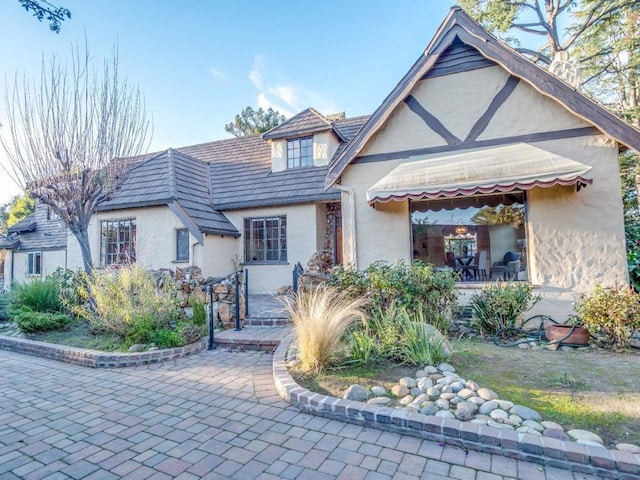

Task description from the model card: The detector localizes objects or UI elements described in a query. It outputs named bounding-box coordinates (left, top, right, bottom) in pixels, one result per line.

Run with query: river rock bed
left=339, top=361, right=638, bottom=453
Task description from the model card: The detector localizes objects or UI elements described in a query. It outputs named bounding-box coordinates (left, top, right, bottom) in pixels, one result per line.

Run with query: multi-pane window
left=101, top=219, right=136, bottom=266
left=27, top=252, right=42, bottom=276
left=287, top=136, right=313, bottom=168
left=244, top=216, right=287, bottom=263
left=176, top=229, right=189, bottom=262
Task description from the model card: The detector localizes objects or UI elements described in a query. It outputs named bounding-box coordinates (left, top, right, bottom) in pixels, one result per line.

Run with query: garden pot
left=544, top=324, right=590, bottom=345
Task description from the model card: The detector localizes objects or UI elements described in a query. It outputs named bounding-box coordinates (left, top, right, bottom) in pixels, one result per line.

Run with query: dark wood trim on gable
left=352, top=126, right=600, bottom=165
left=465, top=75, right=520, bottom=143
left=422, top=39, right=496, bottom=80
left=404, top=95, right=462, bottom=146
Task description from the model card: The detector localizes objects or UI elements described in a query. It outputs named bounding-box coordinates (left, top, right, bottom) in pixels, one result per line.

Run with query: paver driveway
left=0, top=349, right=604, bottom=480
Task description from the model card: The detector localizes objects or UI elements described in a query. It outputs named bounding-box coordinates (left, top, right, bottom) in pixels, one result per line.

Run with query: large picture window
left=411, top=193, right=527, bottom=282
left=27, top=252, right=42, bottom=276
left=287, top=136, right=313, bottom=168
left=244, top=216, right=287, bottom=263
left=101, top=219, right=136, bottom=266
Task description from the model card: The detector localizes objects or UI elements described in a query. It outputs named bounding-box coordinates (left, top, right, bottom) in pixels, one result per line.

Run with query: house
left=2, top=7, right=640, bottom=319
left=0, top=203, right=67, bottom=289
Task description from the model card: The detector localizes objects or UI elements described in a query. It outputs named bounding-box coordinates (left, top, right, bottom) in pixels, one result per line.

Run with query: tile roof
left=100, top=149, right=239, bottom=237
left=2, top=205, right=67, bottom=251
left=262, top=108, right=332, bottom=140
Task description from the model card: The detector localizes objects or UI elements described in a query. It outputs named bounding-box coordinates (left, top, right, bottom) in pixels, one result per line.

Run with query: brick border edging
left=272, top=334, right=640, bottom=480
left=0, top=334, right=208, bottom=368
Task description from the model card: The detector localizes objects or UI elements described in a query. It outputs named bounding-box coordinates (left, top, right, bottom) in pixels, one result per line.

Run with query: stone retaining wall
left=0, top=335, right=207, bottom=368
left=272, top=334, right=640, bottom=480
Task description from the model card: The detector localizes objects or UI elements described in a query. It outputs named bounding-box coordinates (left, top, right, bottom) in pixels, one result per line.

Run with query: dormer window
left=287, top=136, right=313, bottom=168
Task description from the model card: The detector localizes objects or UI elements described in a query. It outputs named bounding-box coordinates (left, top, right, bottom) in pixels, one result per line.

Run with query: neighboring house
left=3, top=7, right=640, bottom=319
left=0, top=203, right=67, bottom=286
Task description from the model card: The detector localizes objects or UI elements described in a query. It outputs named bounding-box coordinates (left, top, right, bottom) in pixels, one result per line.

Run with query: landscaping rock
left=479, top=400, right=499, bottom=415
left=424, top=366, right=439, bottom=374
left=434, top=399, right=450, bottom=410
left=413, top=393, right=429, bottom=405
left=426, top=387, right=440, bottom=400
left=420, top=403, right=440, bottom=416
left=544, top=429, right=570, bottom=441
left=467, top=396, right=485, bottom=406
left=488, top=420, right=514, bottom=430
left=440, top=385, right=454, bottom=394
left=344, top=384, right=370, bottom=402
left=510, top=405, right=542, bottom=421
left=400, top=395, right=414, bottom=405
left=508, top=415, right=523, bottom=426
left=417, top=377, right=433, bottom=390
left=457, top=388, right=475, bottom=400
left=437, top=362, right=455, bottom=373
left=477, top=388, right=499, bottom=401
left=541, top=421, right=564, bottom=431
left=371, top=386, right=387, bottom=396
left=567, top=429, right=603, bottom=445
left=615, top=443, right=640, bottom=454
left=129, top=344, right=147, bottom=352
left=410, top=388, right=423, bottom=396
left=466, top=380, right=480, bottom=391
left=399, top=377, right=417, bottom=388
left=435, top=410, right=455, bottom=419
left=391, top=385, right=410, bottom=398
left=439, top=392, right=456, bottom=401
left=367, top=397, right=392, bottom=406
left=470, top=418, right=488, bottom=425
left=489, top=409, right=509, bottom=421
left=437, top=377, right=453, bottom=386
left=517, top=426, right=542, bottom=436
left=450, top=381, right=465, bottom=393
left=415, top=370, right=429, bottom=379
left=522, top=420, right=544, bottom=432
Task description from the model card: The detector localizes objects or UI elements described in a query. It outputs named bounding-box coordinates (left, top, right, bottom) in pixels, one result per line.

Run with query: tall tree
left=1, top=44, right=151, bottom=273
left=18, top=0, right=71, bottom=33
left=0, top=193, right=36, bottom=234
left=225, top=106, right=285, bottom=137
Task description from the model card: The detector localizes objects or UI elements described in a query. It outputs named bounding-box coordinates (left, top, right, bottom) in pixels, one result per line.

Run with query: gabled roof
left=100, top=149, right=239, bottom=240
left=326, top=6, right=640, bottom=187
left=262, top=108, right=332, bottom=140
left=1, top=205, right=66, bottom=251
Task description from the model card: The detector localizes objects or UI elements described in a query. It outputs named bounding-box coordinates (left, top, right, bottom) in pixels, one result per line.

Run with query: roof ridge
left=167, top=148, right=178, bottom=200
left=307, top=107, right=331, bottom=126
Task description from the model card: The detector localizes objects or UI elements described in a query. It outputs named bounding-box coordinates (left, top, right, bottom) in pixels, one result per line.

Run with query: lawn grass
left=25, top=320, right=125, bottom=352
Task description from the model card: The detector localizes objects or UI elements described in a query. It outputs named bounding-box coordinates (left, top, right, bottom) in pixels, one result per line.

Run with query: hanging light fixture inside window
left=455, top=225, right=468, bottom=236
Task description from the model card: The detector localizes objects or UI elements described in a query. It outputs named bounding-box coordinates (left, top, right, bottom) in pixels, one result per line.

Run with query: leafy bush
left=329, top=260, right=457, bottom=331
left=575, top=285, right=640, bottom=351
left=285, top=286, right=367, bottom=374
left=9, top=277, right=63, bottom=314
left=11, top=307, right=70, bottom=332
left=77, top=264, right=182, bottom=339
left=469, top=282, right=540, bottom=335
left=180, top=323, right=205, bottom=344
left=50, top=268, right=89, bottom=310
left=125, top=315, right=155, bottom=346
left=153, top=329, right=184, bottom=349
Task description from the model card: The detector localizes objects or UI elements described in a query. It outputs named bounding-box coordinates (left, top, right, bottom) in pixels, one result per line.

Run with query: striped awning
left=366, top=143, right=593, bottom=205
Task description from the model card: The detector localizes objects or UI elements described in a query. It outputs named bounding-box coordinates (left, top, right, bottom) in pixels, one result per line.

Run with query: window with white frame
left=27, top=252, right=42, bottom=276
left=176, top=229, right=189, bottom=262
left=244, top=216, right=287, bottom=263
left=101, top=219, right=136, bottom=266
left=287, top=136, right=313, bottom=168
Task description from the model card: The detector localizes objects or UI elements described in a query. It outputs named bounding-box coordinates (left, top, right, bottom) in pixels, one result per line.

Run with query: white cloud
left=248, top=54, right=339, bottom=118
left=209, top=67, right=225, bottom=80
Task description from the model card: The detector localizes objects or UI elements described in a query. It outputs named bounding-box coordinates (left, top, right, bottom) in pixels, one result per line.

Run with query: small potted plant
left=544, top=316, right=590, bottom=346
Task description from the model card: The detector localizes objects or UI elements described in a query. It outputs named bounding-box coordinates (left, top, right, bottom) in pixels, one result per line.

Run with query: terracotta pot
left=544, top=324, right=590, bottom=345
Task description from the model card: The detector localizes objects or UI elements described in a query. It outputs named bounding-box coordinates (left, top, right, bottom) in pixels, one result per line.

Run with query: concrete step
left=243, top=316, right=291, bottom=327
left=212, top=326, right=290, bottom=352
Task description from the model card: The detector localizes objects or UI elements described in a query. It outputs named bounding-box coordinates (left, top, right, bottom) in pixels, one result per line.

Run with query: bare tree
left=1, top=44, right=151, bottom=273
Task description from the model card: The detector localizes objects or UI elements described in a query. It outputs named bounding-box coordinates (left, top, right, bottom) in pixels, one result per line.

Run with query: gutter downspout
left=334, top=184, right=357, bottom=270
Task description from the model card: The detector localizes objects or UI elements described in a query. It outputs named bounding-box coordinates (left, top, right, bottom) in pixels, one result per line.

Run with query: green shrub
left=329, top=260, right=457, bottom=331
left=0, top=294, right=9, bottom=321
left=469, top=282, right=540, bottom=335
left=575, top=285, right=640, bottom=351
left=77, top=264, right=181, bottom=338
left=50, top=268, right=89, bottom=310
left=125, top=315, right=155, bottom=346
left=180, top=323, right=205, bottom=344
left=348, top=306, right=450, bottom=366
left=11, top=307, right=70, bottom=332
left=153, top=329, right=184, bottom=349
left=9, top=278, right=63, bottom=314
left=190, top=297, right=207, bottom=326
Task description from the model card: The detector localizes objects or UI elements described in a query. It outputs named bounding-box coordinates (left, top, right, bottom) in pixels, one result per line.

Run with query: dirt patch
left=293, top=339, right=640, bottom=448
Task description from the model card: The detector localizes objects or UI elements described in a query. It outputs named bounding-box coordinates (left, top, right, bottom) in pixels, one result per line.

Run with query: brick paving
left=0, top=349, right=606, bottom=479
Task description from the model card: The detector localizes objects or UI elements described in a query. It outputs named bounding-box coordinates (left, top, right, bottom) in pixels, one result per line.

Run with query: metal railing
left=292, top=262, right=304, bottom=294
left=205, top=268, right=248, bottom=350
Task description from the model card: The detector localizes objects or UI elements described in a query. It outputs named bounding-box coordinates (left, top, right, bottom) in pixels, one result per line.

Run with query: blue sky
left=0, top=0, right=458, bottom=204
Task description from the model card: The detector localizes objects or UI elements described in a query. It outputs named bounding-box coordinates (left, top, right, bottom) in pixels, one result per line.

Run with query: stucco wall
left=193, top=234, right=239, bottom=278
left=9, top=249, right=66, bottom=285
left=224, top=204, right=323, bottom=294
left=270, top=132, right=340, bottom=172
left=340, top=64, right=628, bottom=319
